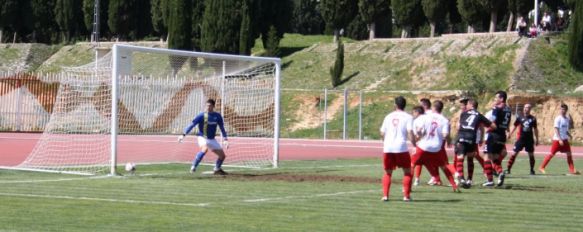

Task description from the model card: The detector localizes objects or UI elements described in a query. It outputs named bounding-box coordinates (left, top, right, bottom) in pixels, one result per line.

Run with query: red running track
left=1, top=133, right=583, bottom=166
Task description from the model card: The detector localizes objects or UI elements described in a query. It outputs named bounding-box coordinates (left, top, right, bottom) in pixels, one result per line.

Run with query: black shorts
left=513, top=139, right=534, bottom=153
left=484, top=134, right=506, bottom=154
left=455, top=142, right=476, bottom=155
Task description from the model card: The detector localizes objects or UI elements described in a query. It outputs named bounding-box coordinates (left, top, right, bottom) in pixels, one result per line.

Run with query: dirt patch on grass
left=217, top=173, right=380, bottom=184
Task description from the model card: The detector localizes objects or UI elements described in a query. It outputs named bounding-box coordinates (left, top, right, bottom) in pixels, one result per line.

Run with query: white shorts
left=197, top=136, right=222, bottom=150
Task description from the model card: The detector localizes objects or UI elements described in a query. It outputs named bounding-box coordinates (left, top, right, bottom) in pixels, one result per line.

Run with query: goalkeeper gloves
left=222, top=140, right=229, bottom=149
left=178, top=134, right=185, bottom=143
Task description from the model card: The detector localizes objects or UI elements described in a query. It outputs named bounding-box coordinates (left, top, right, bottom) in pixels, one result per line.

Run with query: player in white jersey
left=411, top=103, right=460, bottom=193
left=539, top=104, right=580, bottom=174
left=412, top=98, right=437, bottom=186
left=379, top=96, right=415, bottom=202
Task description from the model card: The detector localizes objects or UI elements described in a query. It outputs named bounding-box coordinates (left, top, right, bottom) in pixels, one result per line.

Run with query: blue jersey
left=183, top=112, right=227, bottom=139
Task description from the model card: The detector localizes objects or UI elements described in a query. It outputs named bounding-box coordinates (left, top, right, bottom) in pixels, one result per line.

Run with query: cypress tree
left=264, top=26, right=281, bottom=57
left=108, top=0, right=137, bottom=40
left=31, top=0, right=58, bottom=43
left=358, top=0, right=390, bottom=40
left=201, top=0, right=243, bottom=54
left=320, top=0, right=358, bottom=42
left=457, top=0, right=484, bottom=33
left=151, top=0, right=169, bottom=38
left=239, top=0, right=252, bottom=55
left=55, top=0, right=85, bottom=43
left=392, top=0, right=425, bottom=38
left=330, top=38, right=344, bottom=87
left=135, top=0, right=152, bottom=39
left=422, top=0, right=447, bottom=37
left=192, top=0, right=205, bottom=51
left=259, top=0, right=293, bottom=53
left=167, top=0, right=192, bottom=74
left=569, top=1, right=582, bottom=71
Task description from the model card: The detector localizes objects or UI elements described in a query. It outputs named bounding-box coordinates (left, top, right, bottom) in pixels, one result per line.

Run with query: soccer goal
left=11, top=44, right=281, bottom=175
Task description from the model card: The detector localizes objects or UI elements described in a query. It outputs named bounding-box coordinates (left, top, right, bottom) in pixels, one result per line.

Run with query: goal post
left=7, top=44, right=281, bottom=175
left=109, top=44, right=282, bottom=175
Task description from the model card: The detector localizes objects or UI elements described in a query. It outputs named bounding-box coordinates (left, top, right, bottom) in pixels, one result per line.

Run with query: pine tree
left=358, top=0, right=390, bottom=40
left=569, top=1, right=582, bottom=71
left=422, top=0, right=447, bottom=37
left=457, top=0, right=484, bottom=33
left=320, top=0, right=358, bottom=42
left=478, top=0, right=504, bottom=32
left=392, top=0, right=425, bottom=38
left=201, top=0, right=244, bottom=54
left=167, top=0, right=192, bottom=73
left=291, top=0, right=325, bottom=34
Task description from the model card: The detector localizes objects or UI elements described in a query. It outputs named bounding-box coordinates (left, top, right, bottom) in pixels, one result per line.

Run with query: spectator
left=529, top=24, right=538, bottom=38
left=541, top=12, right=552, bottom=31
left=517, top=17, right=528, bottom=37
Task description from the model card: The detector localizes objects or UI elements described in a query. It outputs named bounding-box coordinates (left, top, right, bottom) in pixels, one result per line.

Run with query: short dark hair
left=496, top=91, right=507, bottom=102
left=412, top=106, right=424, bottom=115
left=420, top=98, right=431, bottom=109
left=468, top=99, right=478, bottom=108
left=395, top=96, right=406, bottom=110
left=433, top=100, right=444, bottom=113
left=561, top=104, right=568, bottom=110
left=206, top=99, right=216, bottom=106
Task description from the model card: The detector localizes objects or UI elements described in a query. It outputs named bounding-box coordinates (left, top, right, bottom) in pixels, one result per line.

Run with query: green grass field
left=1, top=156, right=582, bottom=231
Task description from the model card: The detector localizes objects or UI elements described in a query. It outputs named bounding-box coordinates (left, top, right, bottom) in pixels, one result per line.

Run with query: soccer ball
left=125, top=162, right=136, bottom=173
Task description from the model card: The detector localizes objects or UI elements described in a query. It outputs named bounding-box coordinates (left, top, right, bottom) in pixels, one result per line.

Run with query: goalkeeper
left=178, top=99, right=229, bottom=175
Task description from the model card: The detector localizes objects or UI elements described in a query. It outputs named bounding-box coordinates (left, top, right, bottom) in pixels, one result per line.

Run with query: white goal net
left=15, top=44, right=280, bottom=175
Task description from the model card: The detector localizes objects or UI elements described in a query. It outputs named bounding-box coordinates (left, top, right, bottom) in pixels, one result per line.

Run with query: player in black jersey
left=454, top=99, right=494, bottom=188
left=506, top=104, right=539, bottom=175
left=483, top=91, right=512, bottom=187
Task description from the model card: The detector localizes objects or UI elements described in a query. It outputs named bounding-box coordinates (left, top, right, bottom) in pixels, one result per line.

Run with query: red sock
left=442, top=166, right=458, bottom=190
left=403, top=172, right=412, bottom=198
left=414, top=165, right=422, bottom=179
left=475, top=154, right=485, bottom=168
left=447, top=164, right=456, bottom=177
left=428, top=165, right=441, bottom=182
left=484, top=160, right=494, bottom=182
left=507, top=155, right=517, bottom=171
left=493, top=158, right=503, bottom=174
left=455, top=156, right=465, bottom=178
left=453, top=154, right=458, bottom=168
left=382, top=173, right=392, bottom=197
left=540, top=154, right=554, bottom=169
left=467, top=156, right=475, bottom=180
left=567, top=155, right=576, bottom=173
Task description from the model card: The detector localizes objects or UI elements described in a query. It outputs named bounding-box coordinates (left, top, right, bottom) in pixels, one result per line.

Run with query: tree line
left=0, top=1, right=579, bottom=57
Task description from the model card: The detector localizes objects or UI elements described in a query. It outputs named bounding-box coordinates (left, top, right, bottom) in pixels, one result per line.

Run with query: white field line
left=0, top=192, right=210, bottom=207
left=242, top=189, right=378, bottom=203
left=0, top=189, right=378, bottom=208
left=0, top=176, right=108, bottom=184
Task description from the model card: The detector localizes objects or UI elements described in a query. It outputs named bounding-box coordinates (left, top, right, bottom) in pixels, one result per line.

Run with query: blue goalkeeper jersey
left=183, top=112, right=227, bottom=139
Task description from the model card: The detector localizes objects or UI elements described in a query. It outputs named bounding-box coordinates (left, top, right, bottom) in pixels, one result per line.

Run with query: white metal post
left=221, top=61, right=226, bottom=117
left=535, top=0, right=539, bottom=26
left=323, top=88, right=327, bottom=140
left=15, top=79, right=22, bottom=131
left=110, top=45, right=119, bottom=176
left=359, top=91, right=363, bottom=140
left=343, top=88, right=348, bottom=140
left=273, top=61, right=281, bottom=168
